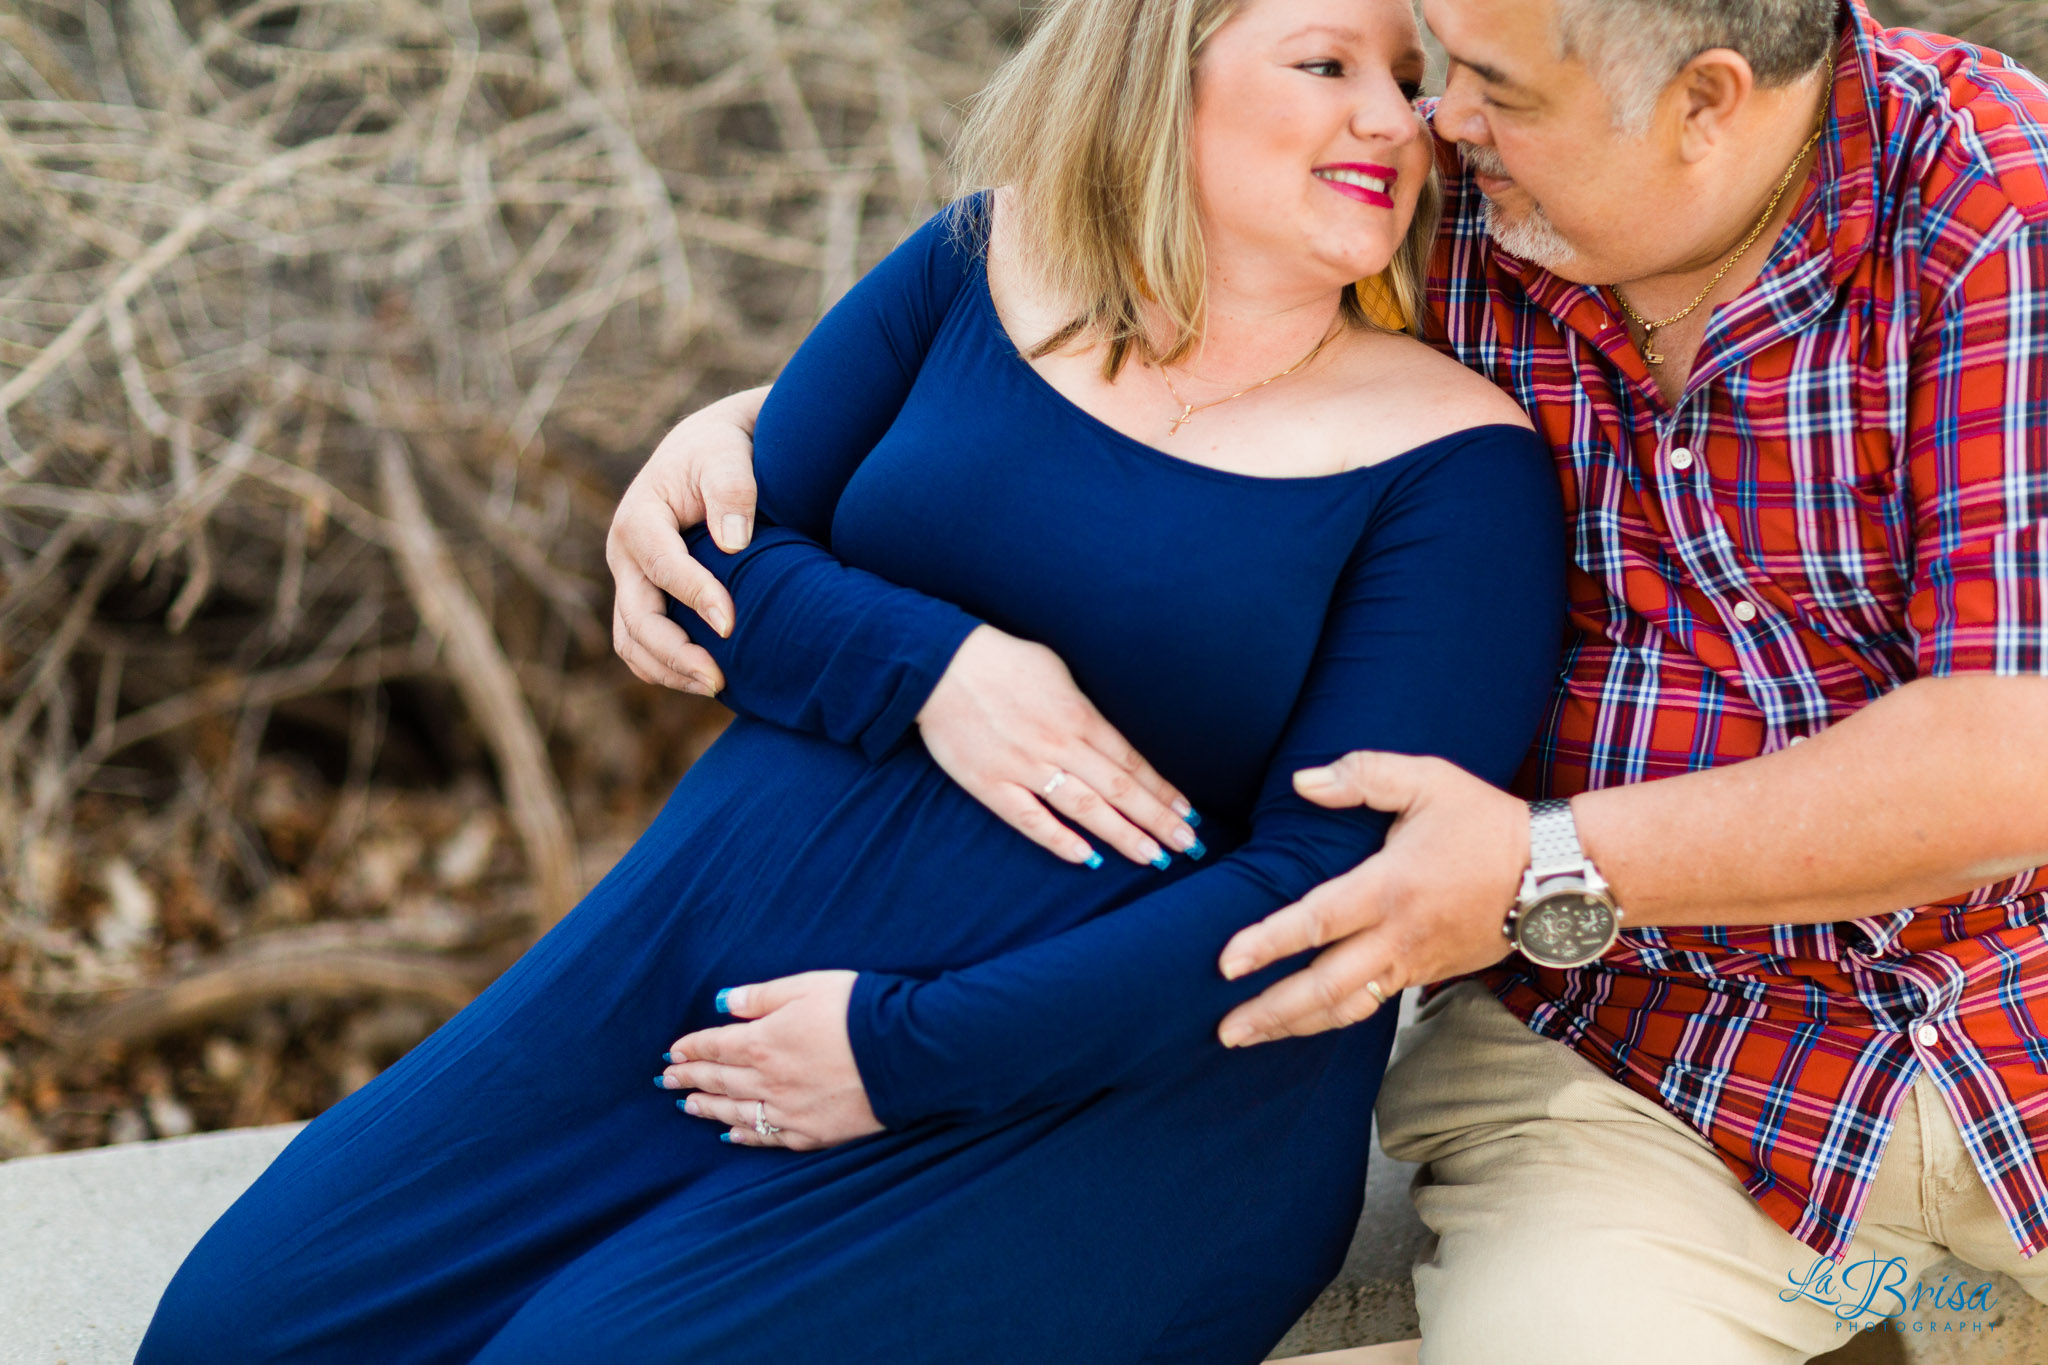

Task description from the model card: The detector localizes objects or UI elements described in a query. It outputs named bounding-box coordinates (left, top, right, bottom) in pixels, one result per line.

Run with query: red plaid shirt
left=1428, top=2, right=2048, bottom=1262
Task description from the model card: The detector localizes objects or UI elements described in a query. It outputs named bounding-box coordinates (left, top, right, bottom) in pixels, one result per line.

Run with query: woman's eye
left=1298, top=59, right=1345, bottom=78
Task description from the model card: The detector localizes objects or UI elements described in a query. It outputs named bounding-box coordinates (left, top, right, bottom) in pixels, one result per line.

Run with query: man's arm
left=1208, top=676, right=2048, bottom=1047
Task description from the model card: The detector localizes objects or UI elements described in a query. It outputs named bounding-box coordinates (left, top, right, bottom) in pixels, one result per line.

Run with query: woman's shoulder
left=1321, top=333, right=1534, bottom=471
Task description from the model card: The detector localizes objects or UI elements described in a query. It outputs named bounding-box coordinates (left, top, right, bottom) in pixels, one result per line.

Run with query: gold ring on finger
left=1364, top=979, right=1387, bottom=1007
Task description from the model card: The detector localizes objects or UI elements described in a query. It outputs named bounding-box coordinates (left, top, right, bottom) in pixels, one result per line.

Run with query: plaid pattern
left=1427, top=2, right=2048, bottom=1261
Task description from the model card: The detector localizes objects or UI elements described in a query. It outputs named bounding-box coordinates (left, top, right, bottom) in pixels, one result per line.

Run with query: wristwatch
left=1504, top=799, right=1622, bottom=969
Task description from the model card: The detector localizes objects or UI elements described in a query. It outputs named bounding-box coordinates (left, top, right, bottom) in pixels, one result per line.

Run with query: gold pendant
left=1642, top=329, right=1664, bottom=366
left=1168, top=404, right=1193, bottom=435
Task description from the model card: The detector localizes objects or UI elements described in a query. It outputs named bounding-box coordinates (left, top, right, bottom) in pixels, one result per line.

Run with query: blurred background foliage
left=0, top=0, right=2038, bottom=1156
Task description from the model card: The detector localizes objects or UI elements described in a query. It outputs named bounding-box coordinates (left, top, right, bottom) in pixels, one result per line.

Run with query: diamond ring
left=1041, top=770, right=1069, bottom=797
left=753, top=1099, right=781, bottom=1138
left=1364, top=980, right=1387, bottom=1007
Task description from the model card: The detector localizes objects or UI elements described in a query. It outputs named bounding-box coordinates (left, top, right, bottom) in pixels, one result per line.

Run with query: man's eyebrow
left=1439, top=46, right=1524, bottom=90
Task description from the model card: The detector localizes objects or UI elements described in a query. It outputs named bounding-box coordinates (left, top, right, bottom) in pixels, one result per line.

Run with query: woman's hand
left=919, top=625, right=1203, bottom=868
left=662, top=971, right=881, bottom=1151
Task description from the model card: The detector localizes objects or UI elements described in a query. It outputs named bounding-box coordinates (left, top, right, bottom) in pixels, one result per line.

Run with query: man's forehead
left=1422, top=0, right=1556, bottom=91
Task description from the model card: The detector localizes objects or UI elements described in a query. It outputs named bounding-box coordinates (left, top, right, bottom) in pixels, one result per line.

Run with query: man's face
left=1421, top=0, right=1684, bottom=286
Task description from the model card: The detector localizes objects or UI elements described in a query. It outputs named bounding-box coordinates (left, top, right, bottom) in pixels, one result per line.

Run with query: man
left=607, top=0, right=2048, bottom=1357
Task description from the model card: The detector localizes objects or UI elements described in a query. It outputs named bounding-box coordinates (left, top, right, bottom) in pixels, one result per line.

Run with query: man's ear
left=1670, top=48, right=1756, bottom=163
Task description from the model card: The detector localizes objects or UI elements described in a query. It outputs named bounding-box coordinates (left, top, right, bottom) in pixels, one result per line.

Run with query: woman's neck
left=1153, top=272, right=1350, bottom=391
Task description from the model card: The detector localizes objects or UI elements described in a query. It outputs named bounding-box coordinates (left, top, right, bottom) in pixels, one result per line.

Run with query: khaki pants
left=1374, top=979, right=2048, bottom=1363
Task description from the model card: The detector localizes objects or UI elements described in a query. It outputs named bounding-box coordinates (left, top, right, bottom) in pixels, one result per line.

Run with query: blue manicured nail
left=719, top=1132, right=733, bottom=1143
left=653, top=1075, right=669, bottom=1090
left=676, top=1098, right=692, bottom=1113
left=1186, top=808, right=1202, bottom=828
left=1150, top=851, right=1172, bottom=870
left=714, top=987, right=734, bottom=1013
left=1083, top=850, right=1104, bottom=869
left=661, top=1051, right=674, bottom=1063
left=1186, top=838, right=1207, bottom=861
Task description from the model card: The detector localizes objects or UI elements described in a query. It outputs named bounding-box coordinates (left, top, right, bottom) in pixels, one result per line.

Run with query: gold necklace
left=1613, top=59, right=1836, bottom=366
left=1157, top=316, right=1342, bottom=435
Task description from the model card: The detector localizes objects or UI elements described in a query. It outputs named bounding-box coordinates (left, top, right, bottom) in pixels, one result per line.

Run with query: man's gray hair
left=1555, top=0, right=1837, bottom=134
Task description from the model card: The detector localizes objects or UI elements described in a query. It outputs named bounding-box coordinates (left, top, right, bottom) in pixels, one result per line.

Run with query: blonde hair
left=950, top=0, right=1442, bottom=380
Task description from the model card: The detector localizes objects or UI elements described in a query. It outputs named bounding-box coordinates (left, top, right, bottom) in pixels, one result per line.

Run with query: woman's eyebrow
left=1280, top=24, right=1364, bottom=44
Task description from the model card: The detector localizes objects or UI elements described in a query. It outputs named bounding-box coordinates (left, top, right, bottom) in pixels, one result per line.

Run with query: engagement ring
left=1041, top=770, right=1069, bottom=797
left=754, top=1100, right=781, bottom=1137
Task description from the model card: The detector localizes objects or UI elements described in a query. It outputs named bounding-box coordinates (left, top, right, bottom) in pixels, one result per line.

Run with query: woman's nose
left=1350, top=81, right=1426, bottom=147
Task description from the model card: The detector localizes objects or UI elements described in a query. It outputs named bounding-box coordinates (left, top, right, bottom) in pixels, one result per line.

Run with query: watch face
left=1518, top=891, right=1618, bottom=968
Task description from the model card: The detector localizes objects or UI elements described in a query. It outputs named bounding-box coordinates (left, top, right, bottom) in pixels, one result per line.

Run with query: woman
left=139, top=0, right=1562, bottom=1360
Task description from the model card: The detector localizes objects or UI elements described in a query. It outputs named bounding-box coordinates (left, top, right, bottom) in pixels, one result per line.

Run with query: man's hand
left=661, top=970, right=881, bottom=1151
left=1213, top=752, right=1528, bottom=1047
left=606, top=386, right=769, bottom=696
left=918, top=626, right=1200, bottom=868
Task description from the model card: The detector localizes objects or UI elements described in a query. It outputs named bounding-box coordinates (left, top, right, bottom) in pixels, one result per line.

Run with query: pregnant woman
left=140, top=0, right=1563, bottom=1360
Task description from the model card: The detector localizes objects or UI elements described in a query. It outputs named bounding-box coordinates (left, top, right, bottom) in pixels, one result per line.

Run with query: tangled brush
left=0, top=0, right=1013, bottom=1151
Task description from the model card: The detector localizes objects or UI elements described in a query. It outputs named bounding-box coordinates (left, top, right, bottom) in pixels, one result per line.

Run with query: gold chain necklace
left=1613, top=59, right=1836, bottom=366
left=1157, top=315, right=1343, bottom=435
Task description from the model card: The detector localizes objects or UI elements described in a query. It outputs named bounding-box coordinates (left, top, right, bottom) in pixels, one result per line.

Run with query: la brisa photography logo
left=1782, top=1251, right=2000, bottom=1341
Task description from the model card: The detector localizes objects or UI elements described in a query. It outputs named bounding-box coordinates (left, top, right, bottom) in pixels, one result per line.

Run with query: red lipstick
left=1312, top=162, right=1398, bottom=210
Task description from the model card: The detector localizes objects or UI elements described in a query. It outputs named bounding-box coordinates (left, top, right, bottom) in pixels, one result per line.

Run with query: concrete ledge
left=0, top=1122, right=1421, bottom=1363
left=0, top=1123, right=305, bottom=1365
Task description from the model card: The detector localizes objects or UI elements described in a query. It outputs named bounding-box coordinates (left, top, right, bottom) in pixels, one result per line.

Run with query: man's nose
left=1433, top=69, right=1491, bottom=147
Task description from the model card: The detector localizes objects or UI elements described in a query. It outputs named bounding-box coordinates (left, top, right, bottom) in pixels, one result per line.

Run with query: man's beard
left=1461, top=144, right=1576, bottom=271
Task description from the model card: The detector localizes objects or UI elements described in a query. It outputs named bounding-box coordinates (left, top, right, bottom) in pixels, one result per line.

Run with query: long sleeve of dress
left=664, top=205, right=984, bottom=760
left=843, top=428, right=1568, bottom=1128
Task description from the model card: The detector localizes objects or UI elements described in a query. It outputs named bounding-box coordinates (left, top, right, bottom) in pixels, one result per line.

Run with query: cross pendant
left=1168, top=404, right=1193, bottom=435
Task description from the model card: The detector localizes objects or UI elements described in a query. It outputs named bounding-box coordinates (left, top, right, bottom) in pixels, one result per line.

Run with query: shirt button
left=1732, top=600, right=1759, bottom=622
left=1788, top=735, right=1808, bottom=746
left=1670, top=447, right=1695, bottom=471
left=1915, top=1023, right=1939, bottom=1047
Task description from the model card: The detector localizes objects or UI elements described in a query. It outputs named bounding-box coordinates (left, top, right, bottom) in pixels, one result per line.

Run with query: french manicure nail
left=719, top=1131, right=734, bottom=1142
left=1173, top=827, right=1197, bottom=851
left=1171, top=797, right=1193, bottom=817
left=1185, top=807, right=1202, bottom=827
left=1150, top=850, right=1172, bottom=870
left=661, top=1051, right=674, bottom=1063
left=653, top=1075, right=670, bottom=1090
left=1186, top=838, right=1207, bottom=861
left=677, top=1098, right=693, bottom=1114
left=1083, top=850, right=1104, bottom=870
left=714, top=987, right=735, bottom=1013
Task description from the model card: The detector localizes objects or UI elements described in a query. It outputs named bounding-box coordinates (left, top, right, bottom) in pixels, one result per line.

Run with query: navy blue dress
left=139, top=199, right=1564, bottom=1365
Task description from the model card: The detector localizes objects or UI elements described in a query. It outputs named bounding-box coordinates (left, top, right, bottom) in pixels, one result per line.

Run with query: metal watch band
left=1527, top=798, right=1587, bottom=880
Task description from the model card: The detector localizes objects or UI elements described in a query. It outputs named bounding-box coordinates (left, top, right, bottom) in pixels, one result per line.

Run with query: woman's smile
left=1313, top=161, right=1398, bottom=208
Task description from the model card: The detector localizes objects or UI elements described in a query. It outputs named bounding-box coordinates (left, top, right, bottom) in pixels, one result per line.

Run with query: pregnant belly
left=631, top=716, right=1188, bottom=987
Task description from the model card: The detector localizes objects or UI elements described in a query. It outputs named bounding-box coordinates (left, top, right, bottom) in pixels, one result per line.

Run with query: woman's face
left=1190, top=0, right=1435, bottom=298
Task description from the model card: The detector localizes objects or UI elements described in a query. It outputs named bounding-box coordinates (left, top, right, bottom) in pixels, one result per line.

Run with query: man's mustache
left=1459, top=143, right=1511, bottom=180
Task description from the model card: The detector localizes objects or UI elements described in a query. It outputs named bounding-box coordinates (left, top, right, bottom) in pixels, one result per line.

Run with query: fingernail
left=1172, top=826, right=1197, bottom=851
left=708, top=609, right=731, bottom=637
left=723, top=513, right=749, bottom=549
left=1186, top=838, right=1207, bottom=861
left=1083, top=850, right=1104, bottom=870
left=653, top=1075, right=671, bottom=1090
left=1171, top=798, right=1193, bottom=818
left=1150, top=850, right=1171, bottom=870
left=661, top=1051, right=674, bottom=1063
left=1219, top=1024, right=1250, bottom=1048
left=719, top=1131, right=734, bottom=1142
left=714, top=986, right=736, bottom=1013
left=1296, top=767, right=1336, bottom=789
left=1185, top=807, right=1202, bottom=827
left=1221, top=955, right=1252, bottom=979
